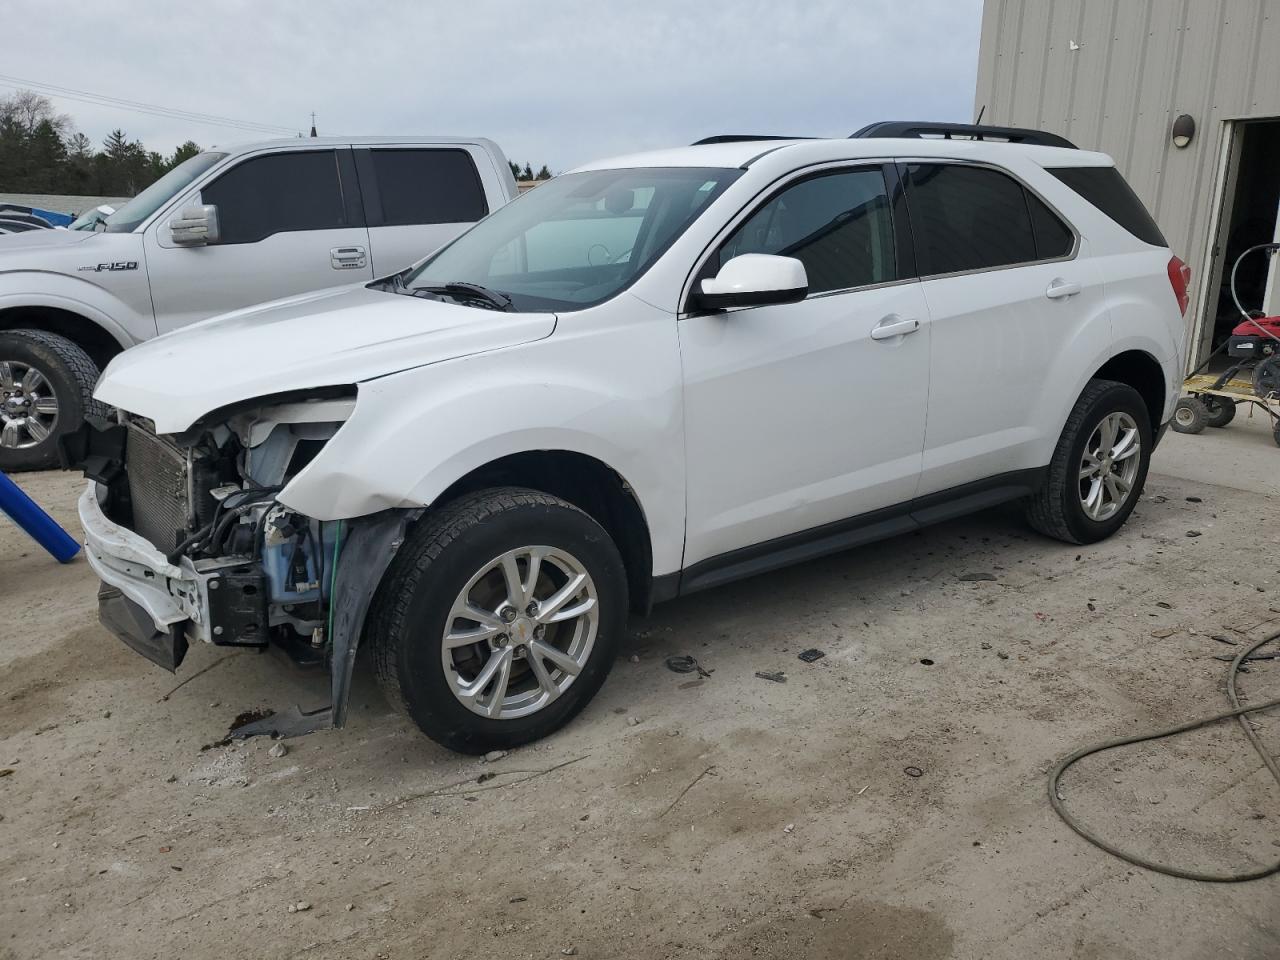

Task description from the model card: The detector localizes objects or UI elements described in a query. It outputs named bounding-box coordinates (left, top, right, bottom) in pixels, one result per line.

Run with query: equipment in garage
left=1172, top=243, right=1280, bottom=446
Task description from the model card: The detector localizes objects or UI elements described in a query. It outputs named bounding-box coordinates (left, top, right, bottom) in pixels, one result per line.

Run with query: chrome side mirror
left=170, top=204, right=220, bottom=246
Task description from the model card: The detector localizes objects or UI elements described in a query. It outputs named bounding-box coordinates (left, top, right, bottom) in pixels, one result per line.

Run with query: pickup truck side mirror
left=694, top=253, right=808, bottom=311
left=170, top=204, right=221, bottom=246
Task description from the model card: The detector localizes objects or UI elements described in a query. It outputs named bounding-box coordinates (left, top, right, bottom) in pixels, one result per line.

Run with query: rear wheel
left=1201, top=394, right=1236, bottom=428
left=1027, top=380, right=1152, bottom=544
left=1170, top=396, right=1208, bottom=434
left=0, top=329, right=104, bottom=472
left=368, top=487, right=628, bottom=754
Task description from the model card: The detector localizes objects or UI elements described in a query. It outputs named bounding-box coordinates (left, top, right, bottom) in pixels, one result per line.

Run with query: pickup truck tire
left=368, top=487, right=628, bottom=754
left=0, top=329, right=105, bottom=472
left=1026, top=379, right=1152, bottom=545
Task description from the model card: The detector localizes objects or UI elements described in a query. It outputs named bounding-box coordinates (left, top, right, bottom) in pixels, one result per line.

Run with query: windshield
left=104, top=152, right=228, bottom=233
left=403, top=167, right=741, bottom=312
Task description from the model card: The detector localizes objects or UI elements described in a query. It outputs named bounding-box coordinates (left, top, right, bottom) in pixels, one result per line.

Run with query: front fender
left=0, top=272, right=148, bottom=347
left=278, top=305, right=686, bottom=576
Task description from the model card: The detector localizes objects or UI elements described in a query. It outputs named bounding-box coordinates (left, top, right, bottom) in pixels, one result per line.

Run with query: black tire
left=1273, top=420, right=1280, bottom=449
left=0, top=329, right=105, bottom=472
left=1201, top=394, right=1236, bottom=428
left=1253, top=357, right=1280, bottom=401
left=1170, top=396, right=1208, bottom=434
left=1026, top=379, right=1153, bottom=545
left=367, top=487, right=628, bottom=754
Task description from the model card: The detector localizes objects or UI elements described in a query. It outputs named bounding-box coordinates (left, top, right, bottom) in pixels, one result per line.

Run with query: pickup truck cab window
left=201, top=150, right=356, bottom=244
left=404, top=167, right=741, bottom=312
left=359, top=148, right=488, bottom=226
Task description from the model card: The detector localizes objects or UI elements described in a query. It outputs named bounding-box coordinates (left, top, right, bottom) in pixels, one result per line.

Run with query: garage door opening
left=1198, top=119, right=1280, bottom=369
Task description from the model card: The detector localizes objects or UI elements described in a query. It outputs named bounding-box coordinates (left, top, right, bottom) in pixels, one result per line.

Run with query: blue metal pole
left=0, top=470, right=81, bottom=563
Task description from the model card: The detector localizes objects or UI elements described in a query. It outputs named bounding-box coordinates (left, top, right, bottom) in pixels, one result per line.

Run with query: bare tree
left=0, top=90, right=71, bottom=136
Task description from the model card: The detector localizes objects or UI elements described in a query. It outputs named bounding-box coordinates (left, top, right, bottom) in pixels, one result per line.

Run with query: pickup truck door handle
left=331, top=246, right=368, bottom=270
left=1045, top=279, right=1082, bottom=300
left=870, top=316, right=921, bottom=341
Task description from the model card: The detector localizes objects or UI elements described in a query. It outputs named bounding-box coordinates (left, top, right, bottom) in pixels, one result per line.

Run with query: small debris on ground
left=268, top=742, right=288, bottom=759
left=904, top=766, right=924, bottom=778
left=483, top=750, right=507, bottom=763
left=1212, top=634, right=1238, bottom=646
left=1155, top=601, right=1173, bottom=609
left=1151, top=628, right=1176, bottom=638
left=345, top=903, right=354, bottom=911
left=628, top=654, right=640, bottom=664
left=783, top=823, right=795, bottom=834
left=665, top=655, right=711, bottom=678
left=997, top=651, right=1010, bottom=660
left=755, top=671, right=787, bottom=683
left=797, top=648, right=826, bottom=663
left=1186, top=496, right=1202, bottom=503
left=919, top=658, right=935, bottom=666
left=562, top=948, right=578, bottom=956
left=1186, top=530, right=1202, bottom=538
left=959, top=572, right=997, bottom=582
left=626, top=716, right=641, bottom=726
left=287, top=901, right=312, bottom=913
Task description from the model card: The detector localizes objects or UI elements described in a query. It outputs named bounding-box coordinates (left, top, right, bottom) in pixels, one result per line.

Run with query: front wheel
left=1026, top=380, right=1152, bottom=544
left=0, top=329, right=105, bottom=472
left=368, top=488, right=628, bottom=754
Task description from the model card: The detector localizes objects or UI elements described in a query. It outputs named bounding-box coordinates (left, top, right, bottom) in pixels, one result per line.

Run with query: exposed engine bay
left=64, top=392, right=413, bottom=734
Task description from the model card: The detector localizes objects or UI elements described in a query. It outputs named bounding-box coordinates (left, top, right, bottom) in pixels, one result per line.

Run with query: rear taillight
left=1167, top=255, right=1191, bottom=316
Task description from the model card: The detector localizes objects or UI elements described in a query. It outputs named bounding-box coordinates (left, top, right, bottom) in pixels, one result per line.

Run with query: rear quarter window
left=1048, top=166, right=1167, bottom=247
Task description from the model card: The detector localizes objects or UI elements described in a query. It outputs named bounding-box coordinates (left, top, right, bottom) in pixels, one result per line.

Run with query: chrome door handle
left=1045, top=279, right=1081, bottom=299
left=870, top=317, right=920, bottom=341
left=331, top=246, right=368, bottom=270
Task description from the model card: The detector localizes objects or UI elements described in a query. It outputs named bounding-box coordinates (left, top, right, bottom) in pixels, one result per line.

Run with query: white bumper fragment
left=77, top=482, right=211, bottom=641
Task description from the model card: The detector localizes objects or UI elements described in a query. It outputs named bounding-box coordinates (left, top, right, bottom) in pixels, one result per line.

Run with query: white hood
left=96, top=284, right=556, bottom=433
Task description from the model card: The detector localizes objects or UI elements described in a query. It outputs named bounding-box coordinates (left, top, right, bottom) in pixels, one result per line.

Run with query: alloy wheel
left=441, top=546, right=599, bottom=720
left=0, top=360, right=59, bottom=449
left=1078, top=411, right=1141, bottom=521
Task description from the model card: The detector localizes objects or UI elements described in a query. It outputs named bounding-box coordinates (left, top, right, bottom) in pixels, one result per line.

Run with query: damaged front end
left=64, top=391, right=413, bottom=735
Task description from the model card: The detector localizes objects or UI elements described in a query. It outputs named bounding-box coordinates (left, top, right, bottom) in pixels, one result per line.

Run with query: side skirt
left=666, top=467, right=1047, bottom=600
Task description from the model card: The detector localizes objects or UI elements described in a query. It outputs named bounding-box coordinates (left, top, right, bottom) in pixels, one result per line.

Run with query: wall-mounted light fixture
left=1171, top=113, right=1196, bottom=149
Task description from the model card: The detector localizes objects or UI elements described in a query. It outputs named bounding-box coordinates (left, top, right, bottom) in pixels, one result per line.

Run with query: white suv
left=0, top=136, right=516, bottom=471
left=71, top=123, right=1188, bottom=753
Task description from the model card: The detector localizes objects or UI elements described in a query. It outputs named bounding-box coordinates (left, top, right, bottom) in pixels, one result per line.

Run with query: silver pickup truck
left=0, top=136, right=517, bottom=470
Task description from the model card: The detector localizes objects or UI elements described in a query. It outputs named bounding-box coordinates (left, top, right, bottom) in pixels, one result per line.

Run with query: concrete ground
left=1, top=418, right=1277, bottom=960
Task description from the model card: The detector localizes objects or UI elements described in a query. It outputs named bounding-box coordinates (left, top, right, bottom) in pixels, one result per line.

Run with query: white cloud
left=5, top=0, right=983, bottom=170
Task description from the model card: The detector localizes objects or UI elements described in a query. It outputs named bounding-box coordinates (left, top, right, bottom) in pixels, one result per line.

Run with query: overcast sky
left=6, top=0, right=983, bottom=172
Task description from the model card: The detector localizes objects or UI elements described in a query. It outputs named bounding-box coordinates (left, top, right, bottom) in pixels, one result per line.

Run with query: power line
left=0, top=73, right=299, bottom=137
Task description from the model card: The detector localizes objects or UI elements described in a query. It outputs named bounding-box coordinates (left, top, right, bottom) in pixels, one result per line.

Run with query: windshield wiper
left=412, top=282, right=514, bottom=312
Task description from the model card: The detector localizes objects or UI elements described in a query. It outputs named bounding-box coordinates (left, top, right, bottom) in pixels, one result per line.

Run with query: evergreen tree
left=535, top=164, right=552, bottom=180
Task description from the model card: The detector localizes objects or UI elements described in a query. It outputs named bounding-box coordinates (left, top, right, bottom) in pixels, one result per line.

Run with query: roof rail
left=691, top=135, right=811, bottom=145
left=850, top=121, right=1077, bottom=149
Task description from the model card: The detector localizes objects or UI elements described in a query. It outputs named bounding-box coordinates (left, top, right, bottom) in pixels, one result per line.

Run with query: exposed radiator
left=125, top=425, right=192, bottom=551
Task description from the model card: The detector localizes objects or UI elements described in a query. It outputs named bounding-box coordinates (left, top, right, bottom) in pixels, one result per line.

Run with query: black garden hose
left=1048, top=630, right=1280, bottom=882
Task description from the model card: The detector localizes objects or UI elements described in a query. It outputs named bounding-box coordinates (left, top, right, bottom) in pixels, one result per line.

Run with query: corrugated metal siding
left=975, top=0, right=1280, bottom=359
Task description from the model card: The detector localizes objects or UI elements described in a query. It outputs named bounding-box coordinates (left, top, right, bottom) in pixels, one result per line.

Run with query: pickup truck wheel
left=0, top=329, right=105, bottom=472
left=1026, top=379, right=1152, bottom=544
left=368, top=487, right=628, bottom=754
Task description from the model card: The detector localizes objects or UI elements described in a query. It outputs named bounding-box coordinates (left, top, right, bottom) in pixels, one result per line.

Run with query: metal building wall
left=974, top=0, right=1280, bottom=358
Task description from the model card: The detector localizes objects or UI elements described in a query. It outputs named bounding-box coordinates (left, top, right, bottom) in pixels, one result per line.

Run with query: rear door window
left=905, top=163, right=1041, bottom=275
left=1047, top=165, right=1167, bottom=246
left=716, top=166, right=897, bottom=294
left=201, top=150, right=352, bottom=244
left=360, top=148, right=488, bottom=226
